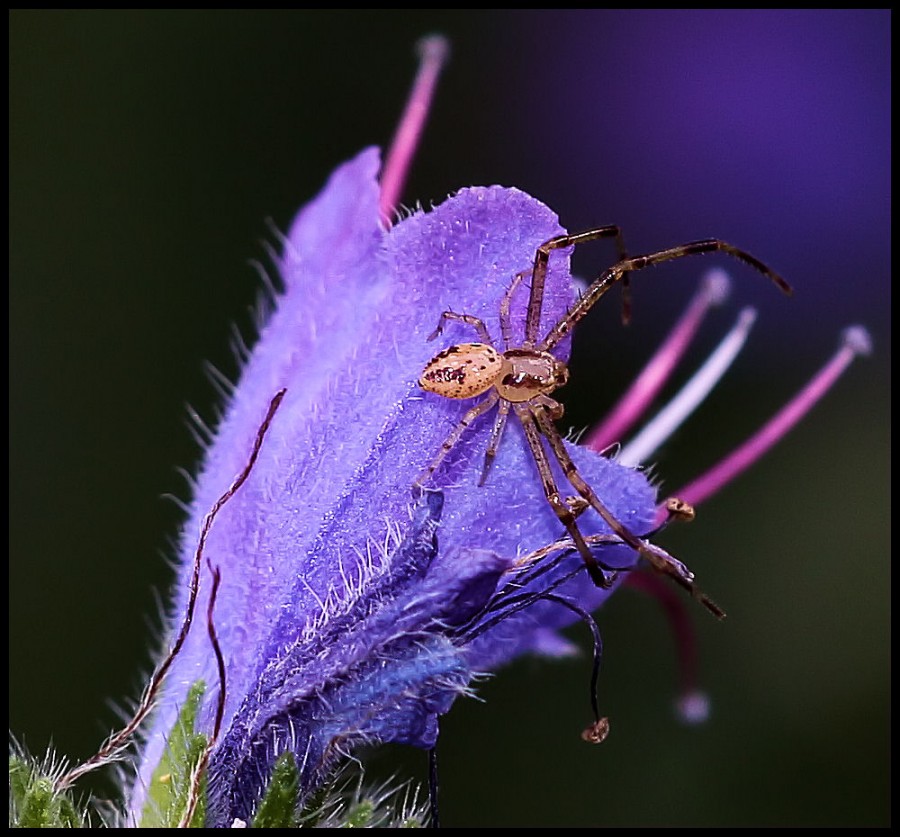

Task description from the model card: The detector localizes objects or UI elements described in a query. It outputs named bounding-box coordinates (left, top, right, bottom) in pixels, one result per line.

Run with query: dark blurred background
left=10, top=10, right=889, bottom=827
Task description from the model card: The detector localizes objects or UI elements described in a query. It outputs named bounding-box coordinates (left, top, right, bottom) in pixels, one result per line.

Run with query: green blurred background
left=10, top=10, right=889, bottom=827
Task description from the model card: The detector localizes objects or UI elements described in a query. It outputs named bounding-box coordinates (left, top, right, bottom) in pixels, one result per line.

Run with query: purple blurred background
left=513, top=10, right=889, bottom=334
left=10, top=10, right=889, bottom=826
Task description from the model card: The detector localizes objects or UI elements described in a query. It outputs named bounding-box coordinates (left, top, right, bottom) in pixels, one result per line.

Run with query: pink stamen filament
left=657, top=325, right=872, bottom=524
left=56, top=389, right=286, bottom=792
left=586, top=269, right=731, bottom=452
left=622, top=570, right=709, bottom=724
left=378, top=35, right=450, bottom=227
left=618, top=307, right=757, bottom=468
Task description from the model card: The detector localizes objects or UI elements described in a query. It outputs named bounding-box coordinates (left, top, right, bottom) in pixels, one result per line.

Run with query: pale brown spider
left=416, top=227, right=791, bottom=611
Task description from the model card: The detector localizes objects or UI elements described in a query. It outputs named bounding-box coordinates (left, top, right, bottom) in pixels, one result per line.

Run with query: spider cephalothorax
left=417, top=227, right=791, bottom=613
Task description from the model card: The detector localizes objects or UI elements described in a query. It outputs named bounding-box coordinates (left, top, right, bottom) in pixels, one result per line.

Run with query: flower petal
left=131, top=150, right=659, bottom=825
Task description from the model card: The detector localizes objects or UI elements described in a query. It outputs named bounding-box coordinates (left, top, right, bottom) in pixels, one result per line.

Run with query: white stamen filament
left=618, top=307, right=757, bottom=467
left=587, top=269, right=731, bottom=452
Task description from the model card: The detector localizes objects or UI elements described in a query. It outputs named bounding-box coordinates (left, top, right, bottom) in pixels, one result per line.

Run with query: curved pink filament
left=657, top=326, right=871, bottom=524
left=379, top=35, right=450, bottom=226
left=587, top=270, right=730, bottom=452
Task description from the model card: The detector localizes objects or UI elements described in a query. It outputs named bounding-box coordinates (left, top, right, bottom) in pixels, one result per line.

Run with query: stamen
left=586, top=270, right=731, bottom=452
left=661, top=326, right=872, bottom=519
left=379, top=35, right=450, bottom=226
left=618, top=307, right=757, bottom=467
left=540, top=593, right=606, bottom=727
left=428, top=745, right=440, bottom=829
left=623, top=571, right=709, bottom=725
left=55, top=389, right=286, bottom=791
left=178, top=559, right=227, bottom=828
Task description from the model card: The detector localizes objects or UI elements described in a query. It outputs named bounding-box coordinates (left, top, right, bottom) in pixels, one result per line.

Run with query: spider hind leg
left=515, top=404, right=619, bottom=588
left=531, top=403, right=725, bottom=619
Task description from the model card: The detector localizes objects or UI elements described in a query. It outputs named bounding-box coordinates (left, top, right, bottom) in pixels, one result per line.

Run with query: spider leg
left=540, top=238, right=792, bottom=353
left=499, top=269, right=531, bottom=350
left=427, top=310, right=494, bottom=344
left=525, top=226, right=627, bottom=347
left=531, top=402, right=725, bottom=618
left=416, top=391, right=500, bottom=488
left=479, top=398, right=510, bottom=486
left=514, top=404, right=618, bottom=588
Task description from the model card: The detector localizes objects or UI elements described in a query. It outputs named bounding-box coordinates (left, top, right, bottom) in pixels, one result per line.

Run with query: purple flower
left=119, top=38, right=870, bottom=828
left=129, top=148, right=658, bottom=826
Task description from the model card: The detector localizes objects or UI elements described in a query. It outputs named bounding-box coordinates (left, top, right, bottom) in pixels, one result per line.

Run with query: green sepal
left=399, top=813, right=425, bottom=828
left=139, top=680, right=209, bottom=828
left=341, top=797, right=376, bottom=828
left=251, top=751, right=300, bottom=828
left=294, top=777, right=336, bottom=828
left=8, top=754, right=83, bottom=828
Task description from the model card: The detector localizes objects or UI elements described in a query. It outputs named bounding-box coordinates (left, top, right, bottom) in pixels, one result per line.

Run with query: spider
left=416, top=226, right=792, bottom=612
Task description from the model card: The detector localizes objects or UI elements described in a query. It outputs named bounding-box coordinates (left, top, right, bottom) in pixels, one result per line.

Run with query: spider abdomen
left=419, top=342, right=503, bottom=399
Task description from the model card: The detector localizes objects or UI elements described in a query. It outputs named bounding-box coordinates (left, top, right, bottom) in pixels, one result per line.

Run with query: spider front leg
left=539, top=238, right=791, bottom=353
left=427, top=310, right=494, bottom=344
left=514, top=403, right=619, bottom=588
left=499, top=269, right=531, bottom=350
left=531, top=403, right=725, bottom=618
left=525, top=225, right=628, bottom=346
